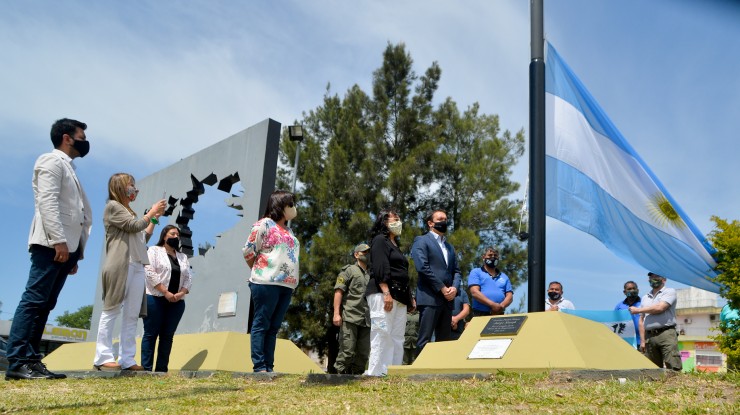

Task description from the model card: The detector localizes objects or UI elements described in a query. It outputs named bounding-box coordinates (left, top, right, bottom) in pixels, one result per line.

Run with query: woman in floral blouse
left=242, top=190, right=300, bottom=372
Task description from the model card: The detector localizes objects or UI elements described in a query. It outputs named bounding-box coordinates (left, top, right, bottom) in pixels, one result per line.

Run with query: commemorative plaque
left=480, top=315, right=527, bottom=336
left=468, top=339, right=513, bottom=359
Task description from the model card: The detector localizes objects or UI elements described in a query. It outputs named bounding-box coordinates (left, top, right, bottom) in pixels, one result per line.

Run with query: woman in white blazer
left=141, top=225, right=192, bottom=372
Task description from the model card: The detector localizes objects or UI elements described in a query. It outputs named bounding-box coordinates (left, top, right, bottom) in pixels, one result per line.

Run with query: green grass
left=1, top=371, right=738, bottom=414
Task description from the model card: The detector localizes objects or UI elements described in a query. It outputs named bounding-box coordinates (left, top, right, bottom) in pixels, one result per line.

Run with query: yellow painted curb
left=390, top=312, right=658, bottom=375
left=43, top=331, right=323, bottom=374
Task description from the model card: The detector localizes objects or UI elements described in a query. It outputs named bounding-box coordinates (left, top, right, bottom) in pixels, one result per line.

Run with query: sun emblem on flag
left=648, top=193, right=685, bottom=229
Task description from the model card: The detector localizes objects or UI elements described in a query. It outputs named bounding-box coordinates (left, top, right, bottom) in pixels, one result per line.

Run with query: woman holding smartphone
left=93, top=173, right=165, bottom=371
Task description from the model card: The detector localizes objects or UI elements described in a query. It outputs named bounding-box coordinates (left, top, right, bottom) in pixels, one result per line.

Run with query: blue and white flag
left=545, top=42, right=719, bottom=292
left=563, top=309, right=637, bottom=348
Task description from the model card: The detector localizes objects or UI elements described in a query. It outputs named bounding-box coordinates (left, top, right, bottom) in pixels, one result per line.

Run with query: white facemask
left=284, top=205, right=297, bottom=221
left=387, top=220, right=403, bottom=236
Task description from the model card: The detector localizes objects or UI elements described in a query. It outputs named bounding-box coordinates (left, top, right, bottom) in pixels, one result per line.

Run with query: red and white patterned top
left=242, top=217, right=300, bottom=289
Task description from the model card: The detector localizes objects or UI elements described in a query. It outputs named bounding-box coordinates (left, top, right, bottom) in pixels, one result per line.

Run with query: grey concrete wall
left=90, top=118, right=280, bottom=339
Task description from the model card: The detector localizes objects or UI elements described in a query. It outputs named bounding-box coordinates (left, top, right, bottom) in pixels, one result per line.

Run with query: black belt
left=646, top=325, right=676, bottom=336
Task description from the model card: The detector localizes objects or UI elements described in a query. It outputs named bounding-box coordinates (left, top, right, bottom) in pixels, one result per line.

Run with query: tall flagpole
left=528, top=0, right=546, bottom=312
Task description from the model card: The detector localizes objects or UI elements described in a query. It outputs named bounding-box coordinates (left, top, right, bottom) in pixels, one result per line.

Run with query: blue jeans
left=249, top=283, right=293, bottom=372
left=141, top=295, right=185, bottom=372
left=6, top=245, right=79, bottom=370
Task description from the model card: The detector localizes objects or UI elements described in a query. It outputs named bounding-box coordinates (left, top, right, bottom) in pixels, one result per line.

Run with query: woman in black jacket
left=364, top=208, right=415, bottom=376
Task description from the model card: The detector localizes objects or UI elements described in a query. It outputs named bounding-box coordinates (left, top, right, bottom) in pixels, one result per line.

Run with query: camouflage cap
left=354, top=243, right=370, bottom=253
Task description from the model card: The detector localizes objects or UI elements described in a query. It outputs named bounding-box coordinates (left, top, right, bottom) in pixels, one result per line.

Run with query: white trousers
left=365, top=293, right=407, bottom=376
left=94, top=262, right=145, bottom=368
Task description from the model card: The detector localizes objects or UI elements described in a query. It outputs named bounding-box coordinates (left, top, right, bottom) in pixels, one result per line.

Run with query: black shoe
left=30, top=362, right=66, bottom=379
left=5, top=364, right=49, bottom=380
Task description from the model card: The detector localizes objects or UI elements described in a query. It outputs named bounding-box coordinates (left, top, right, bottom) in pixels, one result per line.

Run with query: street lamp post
left=288, top=125, right=304, bottom=227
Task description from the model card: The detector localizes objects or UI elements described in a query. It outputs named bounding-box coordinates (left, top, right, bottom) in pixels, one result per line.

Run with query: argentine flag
left=545, top=42, right=719, bottom=292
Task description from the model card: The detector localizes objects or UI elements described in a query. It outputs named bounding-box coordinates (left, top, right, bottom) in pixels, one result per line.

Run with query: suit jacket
left=28, top=150, right=92, bottom=254
left=411, top=232, right=462, bottom=307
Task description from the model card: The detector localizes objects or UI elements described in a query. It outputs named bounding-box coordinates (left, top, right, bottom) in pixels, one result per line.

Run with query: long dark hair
left=369, top=207, right=400, bottom=241
left=156, top=224, right=180, bottom=247
left=262, top=190, right=296, bottom=221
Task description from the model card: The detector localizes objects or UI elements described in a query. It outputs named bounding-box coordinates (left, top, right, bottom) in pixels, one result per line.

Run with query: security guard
left=332, top=243, right=371, bottom=374
left=629, top=272, right=682, bottom=371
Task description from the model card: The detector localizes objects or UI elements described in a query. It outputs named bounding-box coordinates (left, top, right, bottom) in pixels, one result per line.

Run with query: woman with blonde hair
left=93, top=173, right=165, bottom=371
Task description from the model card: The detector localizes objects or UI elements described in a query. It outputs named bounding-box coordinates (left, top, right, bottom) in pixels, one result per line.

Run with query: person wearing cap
left=332, top=243, right=371, bottom=374
left=614, top=281, right=642, bottom=349
left=629, top=272, right=682, bottom=371
left=468, top=247, right=513, bottom=317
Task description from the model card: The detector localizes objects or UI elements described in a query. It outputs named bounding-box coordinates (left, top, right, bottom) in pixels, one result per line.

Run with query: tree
left=708, top=216, right=740, bottom=369
left=427, top=99, right=527, bottom=280
left=278, top=43, right=526, bottom=354
left=55, top=305, right=93, bottom=330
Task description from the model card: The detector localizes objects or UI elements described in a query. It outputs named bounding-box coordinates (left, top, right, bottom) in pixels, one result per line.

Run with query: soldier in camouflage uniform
left=332, top=244, right=371, bottom=374
left=403, top=307, right=419, bottom=365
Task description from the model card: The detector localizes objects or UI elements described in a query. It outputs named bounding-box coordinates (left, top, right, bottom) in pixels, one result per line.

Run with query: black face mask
left=484, top=257, right=498, bottom=268
left=547, top=291, right=561, bottom=301
left=72, top=139, right=90, bottom=158
left=432, top=220, right=448, bottom=234
left=166, top=237, right=180, bottom=250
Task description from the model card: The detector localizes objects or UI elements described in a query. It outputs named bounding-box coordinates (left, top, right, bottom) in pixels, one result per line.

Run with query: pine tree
left=278, top=43, right=526, bottom=354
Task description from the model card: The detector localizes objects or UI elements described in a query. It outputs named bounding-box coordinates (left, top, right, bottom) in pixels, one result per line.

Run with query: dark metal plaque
left=480, top=315, right=527, bottom=336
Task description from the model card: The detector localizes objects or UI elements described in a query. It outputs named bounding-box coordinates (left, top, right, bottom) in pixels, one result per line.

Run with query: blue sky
left=1, top=0, right=738, bottom=321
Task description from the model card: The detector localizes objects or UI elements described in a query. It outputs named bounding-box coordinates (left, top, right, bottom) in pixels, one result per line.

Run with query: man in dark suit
left=411, top=209, right=461, bottom=356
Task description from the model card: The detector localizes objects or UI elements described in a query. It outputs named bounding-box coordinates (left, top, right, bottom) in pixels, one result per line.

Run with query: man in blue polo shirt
left=468, top=247, right=513, bottom=317
left=614, top=280, right=641, bottom=349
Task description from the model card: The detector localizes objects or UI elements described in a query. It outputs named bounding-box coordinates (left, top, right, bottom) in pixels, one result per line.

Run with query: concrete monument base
left=43, top=331, right=322, bottom=374
left=389, top=312, right=658, bottom=375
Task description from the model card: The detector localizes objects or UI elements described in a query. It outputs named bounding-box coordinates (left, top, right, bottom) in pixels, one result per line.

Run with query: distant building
left=675, top=287, right=726, bottom=373
left=0, top=319, right=90, bottom=357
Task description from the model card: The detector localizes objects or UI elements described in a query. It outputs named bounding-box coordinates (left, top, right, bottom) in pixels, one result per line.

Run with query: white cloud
left=1, top=0, right=738, bottom=317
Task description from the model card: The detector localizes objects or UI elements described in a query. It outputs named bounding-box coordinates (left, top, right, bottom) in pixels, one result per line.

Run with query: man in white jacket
left=5, top=118, right=92, bottom=381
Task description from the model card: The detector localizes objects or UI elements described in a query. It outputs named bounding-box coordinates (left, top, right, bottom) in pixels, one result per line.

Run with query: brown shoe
left=122, top=364, right=145, bottom=371
left=94, top=362, right=122, bottom=371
